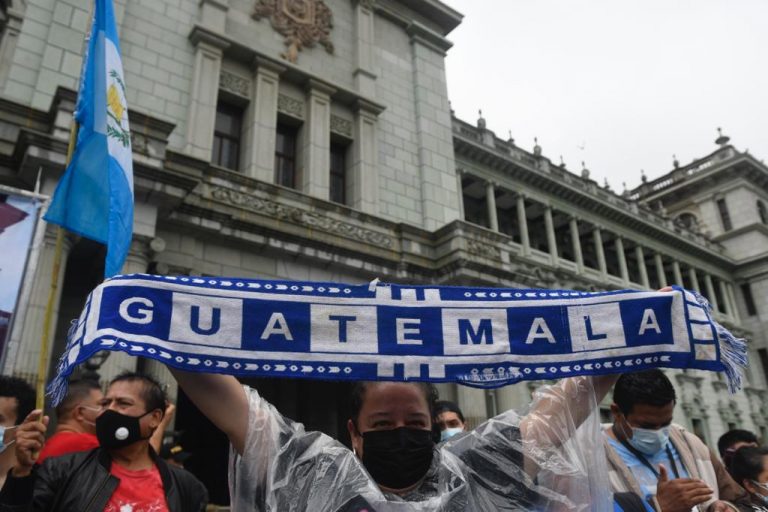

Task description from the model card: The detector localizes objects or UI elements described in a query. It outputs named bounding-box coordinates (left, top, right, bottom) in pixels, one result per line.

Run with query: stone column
left=544, top=206, right=558, bottom=264
left=486, top=181, right=498, bottom=232
left=408, top=22, right=461, bottom=230
left=689, top=268, right=701, bottom=294
left=635, top=246, right=650, bottom=288
left=704, top=274, right=719, bottom=312
left=0, top=7, right=23, bottom=91
left=654, top=253, right=668, bottom=288
left=301, top=80, right=336, bottom=199
left=672, top=261, right=684, bottom=286
left=726, top=283, right=741, bottom=322
left=615, top=236, right=629, bottom=282
left=348, top=100, right=380, bottom=214
left=456, top=384, right=487, bottom=430
left=570, top=217, right=584, bottom=272
left=516, top=194, right=530, bottom=255
left=456, top=171, right=465, bottom=221
left=243, top=58, right=285, bottom=182
left=593, top=226, right=607, bottom=275
left=186, top=22, right=230, bottom=161
left=495, top=384, right=532, bottom=415
left=352, top=0, right=376, bottom=98
left=8, top=227, right=73, bottom=381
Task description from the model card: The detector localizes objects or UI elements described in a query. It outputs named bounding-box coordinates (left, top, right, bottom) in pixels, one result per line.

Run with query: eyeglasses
left=752, top=480, right=768, bottom=491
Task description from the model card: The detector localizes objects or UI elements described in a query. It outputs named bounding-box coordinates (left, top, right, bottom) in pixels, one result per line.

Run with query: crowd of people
left=0, top=369, right=766, bottom=511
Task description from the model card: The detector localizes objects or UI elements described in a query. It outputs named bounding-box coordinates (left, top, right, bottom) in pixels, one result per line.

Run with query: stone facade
left=0, top=0, right=766, bottom=501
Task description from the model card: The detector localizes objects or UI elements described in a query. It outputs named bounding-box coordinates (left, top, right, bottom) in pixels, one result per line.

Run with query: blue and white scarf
left=48, top=274, right=747, bottom=404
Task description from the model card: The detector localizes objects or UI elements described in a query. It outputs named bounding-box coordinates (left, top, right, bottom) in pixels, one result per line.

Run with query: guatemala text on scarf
left=48, top=274, right=747, bottom=405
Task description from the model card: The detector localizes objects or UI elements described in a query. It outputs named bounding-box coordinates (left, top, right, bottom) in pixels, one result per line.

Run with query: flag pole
left=35, top=122, right=78, bottom=410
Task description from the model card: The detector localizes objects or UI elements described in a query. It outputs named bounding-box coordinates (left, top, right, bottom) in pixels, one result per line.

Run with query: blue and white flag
left=48, top=275, right=748, bottom=404
left=44, top=0, right=133, bottom=278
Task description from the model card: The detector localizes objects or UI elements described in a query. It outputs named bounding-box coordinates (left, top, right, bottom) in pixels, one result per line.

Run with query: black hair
left=349, top=381, right=438, bottom=429
left=0, top=376, right=36, bottom=425
left=433, top=400, right=465, bottom=423
left=730, top=446, right=768, bottom=487
left=717, top=429, right=759, bottom=458
left=613, top=370, right=676, bottom=416
left=55, top=379, right=102, bottom=419
left=109, top=372, right=166, bottom=416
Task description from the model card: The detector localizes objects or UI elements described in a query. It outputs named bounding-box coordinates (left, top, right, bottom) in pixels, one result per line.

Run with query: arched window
left=674, top=212, right=699, bottom=230
left=758, top=200, right=768, bottom=225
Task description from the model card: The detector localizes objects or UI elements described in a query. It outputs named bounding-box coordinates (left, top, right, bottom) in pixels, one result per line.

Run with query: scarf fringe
left=46, top=318, right=86, bottom=406
left=692, top=291, right=747, bottom=393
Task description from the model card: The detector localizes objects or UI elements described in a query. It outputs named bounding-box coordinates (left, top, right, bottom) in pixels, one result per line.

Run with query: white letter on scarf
left=638, top=308, right=661, bottom=335
left=119, top=297, right=154, bottom=324
left=525, top=317, right=556, bottom=344
left=261, top=313, right=294, bottom=341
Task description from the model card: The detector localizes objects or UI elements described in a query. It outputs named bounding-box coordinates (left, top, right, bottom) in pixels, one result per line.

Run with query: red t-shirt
left=104, top=462, right=169, bottom=512
left=37, top=432, right=99, bottom=464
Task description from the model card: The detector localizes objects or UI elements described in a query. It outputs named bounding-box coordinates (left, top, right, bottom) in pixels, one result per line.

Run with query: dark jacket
left=0, top=447, right=207, bottom=512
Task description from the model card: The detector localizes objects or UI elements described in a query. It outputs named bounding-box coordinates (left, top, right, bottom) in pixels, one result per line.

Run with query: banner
left=49, top=274, right=746, bottom=399
left=48, top=275, right=748, bottom=404
left=0, top=192, right=40, bottom=359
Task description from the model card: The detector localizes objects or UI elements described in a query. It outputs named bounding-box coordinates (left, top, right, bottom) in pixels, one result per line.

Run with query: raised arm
left=170, top=369, right=249, bottom=454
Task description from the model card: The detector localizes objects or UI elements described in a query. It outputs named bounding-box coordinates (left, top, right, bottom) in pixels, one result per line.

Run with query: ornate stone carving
left=277, top=94, right=304, bottom=119
left=252, top=0, right=334, bottom=63
left=209, top=187, right=393, bottom=248
left=219, top=70, right=251, bottom=98
left=467, top=238, right=501, bottom=260
left=330, top=115, right=352, bottom=138
left=130, top=131, right=148, bottom=154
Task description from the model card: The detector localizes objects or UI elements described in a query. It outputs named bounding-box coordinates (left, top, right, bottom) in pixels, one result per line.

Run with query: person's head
left=730, top=446, right=768, bottom=504
left=347, top=381, right=437, bottom=492
left=611, top=370, right=676, bottom=455
left=160, top=443, right=191, bottom=469
left=96, top=372, right=166, bottom=450
left=0, top=376, right=35, bottom=427
left=718, top=429, right=759, bottom=467
left=433, top=400, right=465, bottom=441
left=55, top=379, right=103, bottom=434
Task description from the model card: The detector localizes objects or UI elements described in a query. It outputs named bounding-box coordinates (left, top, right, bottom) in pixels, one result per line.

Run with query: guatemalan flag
left=44, top=0, right=133, bottom=278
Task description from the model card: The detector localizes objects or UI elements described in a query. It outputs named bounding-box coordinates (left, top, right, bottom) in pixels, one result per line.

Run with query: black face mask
left=95, top=409, right=153, bottom=450
left=361, top=427, right=434, bottom=490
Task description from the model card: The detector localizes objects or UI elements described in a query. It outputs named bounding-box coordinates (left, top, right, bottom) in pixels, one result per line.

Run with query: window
left=741, top=283, right=757, bottom=316
left=212, top=102, right=243, bottom=171
left=275, top=123, right=298, bottom=189
left=758, top=200, right=768, bottom=225
left=759, top=349, right=768, bottom=386
left=691, top=418, right=708, bottom=445
left=717, top=198, right=732, bottom=231
left=329, top=143, right=347, bottom=204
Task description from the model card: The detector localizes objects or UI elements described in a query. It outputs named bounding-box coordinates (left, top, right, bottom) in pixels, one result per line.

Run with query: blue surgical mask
left=0, top=425, right=17, bottom=454
left=628, top=426, right=670, bottom=456
left=752, top=480, right=768, bottom=505
left=440, top=427, right=463, bottom=442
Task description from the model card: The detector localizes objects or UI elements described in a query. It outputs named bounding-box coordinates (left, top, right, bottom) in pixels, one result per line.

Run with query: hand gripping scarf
left=48, top=274, right=747, bottom=404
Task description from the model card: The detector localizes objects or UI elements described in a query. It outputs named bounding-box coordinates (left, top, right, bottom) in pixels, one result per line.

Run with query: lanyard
left=613, top=425, right=681, bottom=480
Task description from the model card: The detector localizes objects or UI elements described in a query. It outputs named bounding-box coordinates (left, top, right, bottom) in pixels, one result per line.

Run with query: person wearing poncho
left=172, top=369, right=615, bottom=511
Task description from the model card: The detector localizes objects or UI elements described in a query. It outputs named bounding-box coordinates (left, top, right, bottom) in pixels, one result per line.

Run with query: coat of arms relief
left=253, top=0, right=334, bottom=63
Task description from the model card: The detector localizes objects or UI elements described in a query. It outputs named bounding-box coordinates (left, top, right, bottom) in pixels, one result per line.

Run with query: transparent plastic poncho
left=229, top=376, right=613, bottom=511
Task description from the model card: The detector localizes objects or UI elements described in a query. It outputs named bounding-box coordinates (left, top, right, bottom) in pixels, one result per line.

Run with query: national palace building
left=0, top=0, right=766, bottom=503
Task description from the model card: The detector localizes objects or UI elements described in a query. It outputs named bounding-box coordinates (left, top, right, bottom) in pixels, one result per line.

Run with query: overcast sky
left=443, top=0, right=768, bottom=191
